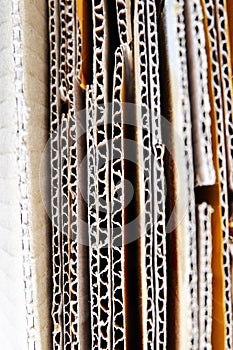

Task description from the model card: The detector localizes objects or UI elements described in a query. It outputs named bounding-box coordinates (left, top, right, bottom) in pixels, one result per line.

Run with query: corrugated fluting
left=1, top=0, right=233, bottom=349
left=48, top=0, right=233, bottom=349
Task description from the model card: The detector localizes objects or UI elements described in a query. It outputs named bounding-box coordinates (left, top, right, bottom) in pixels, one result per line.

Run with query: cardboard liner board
left=185, top=0, right=216, bottom=187
left=197, top=203, right=213, bottom=350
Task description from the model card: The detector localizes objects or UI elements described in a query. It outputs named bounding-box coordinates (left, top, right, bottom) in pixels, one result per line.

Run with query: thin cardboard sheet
left=0, top=1, right=28, bottom=349
left=134, top=1, right=156, bottom=347
left=111, top=45, right=126, bottom=349
left=10, top=0, right=51, bottom=349
left=159, top=2, right=198, bottom=348
left=86, top=85, right=99, bottom=350
left=146, top=1, right=167, bottom=347
left=49, top=0, right=63, bottom=347
left=92, top=1, right=111, bottom=348
left=201, top=0, right=233, bottom=347
left=185, top=0, right=216, bottom=187
left=214, top=0, right=233, bottom=192
left=197, top=203, right=213, bottom=350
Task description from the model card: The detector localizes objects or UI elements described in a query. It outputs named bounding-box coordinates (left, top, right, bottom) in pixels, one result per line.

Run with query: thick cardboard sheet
left=1, top=0, right=52, bottom=349
left=0, top=1, right=28, bottom=349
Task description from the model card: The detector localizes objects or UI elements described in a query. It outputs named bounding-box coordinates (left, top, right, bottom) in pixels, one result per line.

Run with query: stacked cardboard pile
left=1, top=0, right=233, bottom=349
left=48, top=0, right=233, bottom=349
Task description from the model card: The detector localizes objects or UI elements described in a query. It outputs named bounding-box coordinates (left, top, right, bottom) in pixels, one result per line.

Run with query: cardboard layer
left=214, top=0, right=233, bottom=193
left=185, top=0, right=216, bottom=187
left=111, top=45, right=126, bottom=349
left=116, top=0, right=133, bottom=45
left=49, top=0, right=63, bottom=347
left=0, top=1, right=28, bottom=349
left=0, top=0, right=52, bottom=349
left=201, top=0, right=232, bottom=348
left=158, top=2, right=198, bottom=348
left=47, top=1, right=233, bottom=349
left=197, top=203, right=213, bottom=350
left=134, top=1, right=156, bottom=348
